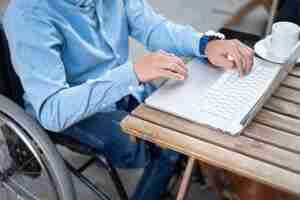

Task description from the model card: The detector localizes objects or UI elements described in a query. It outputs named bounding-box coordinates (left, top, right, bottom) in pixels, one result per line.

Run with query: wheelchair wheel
left=0, top=112, right=61, bottom=200
left=0, top=95, right=76, bottom=200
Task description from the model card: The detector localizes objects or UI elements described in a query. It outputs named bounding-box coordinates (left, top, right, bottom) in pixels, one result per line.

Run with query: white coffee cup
left=270, top=21, right=300, bottom=59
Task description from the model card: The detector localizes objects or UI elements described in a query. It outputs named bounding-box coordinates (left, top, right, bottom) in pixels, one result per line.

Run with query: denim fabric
left=62, top=109, right=151, bottom=168
left=61, top=98, right=182, bottom=200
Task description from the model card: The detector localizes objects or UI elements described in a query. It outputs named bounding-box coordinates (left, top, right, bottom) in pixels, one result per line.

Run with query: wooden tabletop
left=121, top=30, right=300, bottom=197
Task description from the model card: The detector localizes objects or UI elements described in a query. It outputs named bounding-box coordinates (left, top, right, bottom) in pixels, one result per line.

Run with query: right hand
left=133, top=51, right=187, bottom=83
left=205, top=39, right=254, bottom=77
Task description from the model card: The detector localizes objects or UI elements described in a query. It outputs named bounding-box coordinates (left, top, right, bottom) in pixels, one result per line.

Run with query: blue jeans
left=60, top=99, right=181, bottom=200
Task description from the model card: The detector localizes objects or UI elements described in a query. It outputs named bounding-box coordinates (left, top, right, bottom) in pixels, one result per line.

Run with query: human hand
left=204, top=39, right=254, bottom=77
left=133, top=51, right=187, bottom=83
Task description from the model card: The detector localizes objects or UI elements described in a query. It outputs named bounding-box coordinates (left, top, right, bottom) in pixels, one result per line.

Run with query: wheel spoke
left=0, top=140, right=13, bottom=173
left=0, top=114, right=63, bottom=200
left=16, top=156, right=35, bottom=171
left=3, top=178, right=40, bottom=200
left=15, top=171, right=41, bottom=176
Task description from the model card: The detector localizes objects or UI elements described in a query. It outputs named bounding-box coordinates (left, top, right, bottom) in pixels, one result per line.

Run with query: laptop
left=145, top=42, right=300, bottom=136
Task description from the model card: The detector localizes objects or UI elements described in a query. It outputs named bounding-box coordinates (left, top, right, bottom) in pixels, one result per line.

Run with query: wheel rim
left=0, top=114, right=60, bottom=200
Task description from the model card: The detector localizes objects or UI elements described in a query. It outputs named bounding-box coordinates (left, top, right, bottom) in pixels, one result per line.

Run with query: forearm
left=125, top=0, right=202, bottom=57
left=146, top=20, right=202, bottom=57
left=39, top=62, right=139, bottom=132
left=4, top=12, right=141, bottom=132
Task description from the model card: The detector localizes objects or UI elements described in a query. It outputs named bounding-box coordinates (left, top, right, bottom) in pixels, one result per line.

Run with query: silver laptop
left=145, top=42, right=300, bottom=136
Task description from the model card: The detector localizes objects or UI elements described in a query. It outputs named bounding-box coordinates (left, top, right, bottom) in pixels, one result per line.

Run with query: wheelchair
left=0, top=28, right=128, bottom=200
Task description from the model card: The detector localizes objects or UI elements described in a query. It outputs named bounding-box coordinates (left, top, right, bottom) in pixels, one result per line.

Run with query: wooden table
left=121, top=30, right=300, bottom=199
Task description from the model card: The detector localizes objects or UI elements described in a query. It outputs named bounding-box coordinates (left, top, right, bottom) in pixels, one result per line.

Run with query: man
left=3, top=0, right=253, bottom=199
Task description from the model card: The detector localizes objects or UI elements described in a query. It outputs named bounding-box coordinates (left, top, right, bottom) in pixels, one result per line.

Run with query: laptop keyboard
left=196, top=61, right=281, bottom=122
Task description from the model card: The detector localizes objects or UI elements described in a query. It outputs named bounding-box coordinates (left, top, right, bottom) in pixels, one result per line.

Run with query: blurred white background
left=129, top=0, right=268, bottom=59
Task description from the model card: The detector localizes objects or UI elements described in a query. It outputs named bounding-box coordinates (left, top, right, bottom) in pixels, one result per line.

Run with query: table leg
left=176, top=157, right=195, bottom=200
left=199, top=162, right=224, bottom=200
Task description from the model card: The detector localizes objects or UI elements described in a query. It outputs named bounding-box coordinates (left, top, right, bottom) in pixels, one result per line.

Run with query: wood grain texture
left=255, top=110, right=300, bottom=136
left=282, top=76, right=300, bottom=90
left=244, top=123, right=300, bottom=154
left=120, top=65, right=300, bottom=198
left=121, top=116, right=300, bottom=196
left=273, top=86, right=300, bottom=104
left=290, top=66, right=300, bottom=77
left=265, top=97, right=300, bottom=119
left=131, top=105, right=300, bottom=173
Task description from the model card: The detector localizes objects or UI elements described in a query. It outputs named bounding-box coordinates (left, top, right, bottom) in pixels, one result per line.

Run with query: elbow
left=41, top=122, right=65, bottom=133
left=36, top=88, right=93, bottom=132
left=38, top=100, right=69, bottom=133
left=39, top=113, right=66, bottom=133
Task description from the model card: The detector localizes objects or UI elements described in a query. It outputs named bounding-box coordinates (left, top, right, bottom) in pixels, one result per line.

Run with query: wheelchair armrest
left=0, top=94, right=76, bottom=200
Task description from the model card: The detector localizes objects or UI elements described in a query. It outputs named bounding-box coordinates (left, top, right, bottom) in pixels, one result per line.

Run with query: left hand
left=204, top=39, right=254, bottom=77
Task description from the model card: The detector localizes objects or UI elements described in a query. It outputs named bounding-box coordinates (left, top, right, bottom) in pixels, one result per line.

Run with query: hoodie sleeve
left=124, top=0, right=203, bottom=57
left=4, top=12, right=140, bottom=132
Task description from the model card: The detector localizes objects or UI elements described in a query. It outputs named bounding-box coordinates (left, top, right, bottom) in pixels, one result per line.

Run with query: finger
left=174, top=57, right=186, bottom=69
left=242, top=47, right=252, bottom=74
left=232, top=41, right=247, bottom=77
left=156, top=53, right=187, bottom=75
left=246, top=47, right=254, bottom=56
left=162, top=57, right=187, bottom=75
left=238, top=42, right=254, bottom=74
left=238, top=46, right=251, bottom=75
left=245, top=47, right=254, bottom=73
left=159, top=50, right=186, bottom=69
left=159, top=68, right=185, bottom=80
left=165, top=55, right=186, bottom=70
left=236, top=41, right=254, bottom=75
left=228, top=48, right=244, bottom=77
left=162, top=63, right=187, bottom=78
left=216, top=56, right=235, bottom=70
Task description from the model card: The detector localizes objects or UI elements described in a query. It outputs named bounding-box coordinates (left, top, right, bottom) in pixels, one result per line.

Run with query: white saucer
left=254, top=36, right=300, bottom=64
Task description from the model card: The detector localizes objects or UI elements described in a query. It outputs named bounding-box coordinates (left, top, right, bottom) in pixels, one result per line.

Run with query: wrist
left=199, top=31, right=225, bottom=56
left=199, top=35, right=210, bottom=56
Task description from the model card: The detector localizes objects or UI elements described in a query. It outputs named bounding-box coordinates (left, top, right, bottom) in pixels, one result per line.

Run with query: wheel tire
left=0, top=95, right=76, bottom=200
